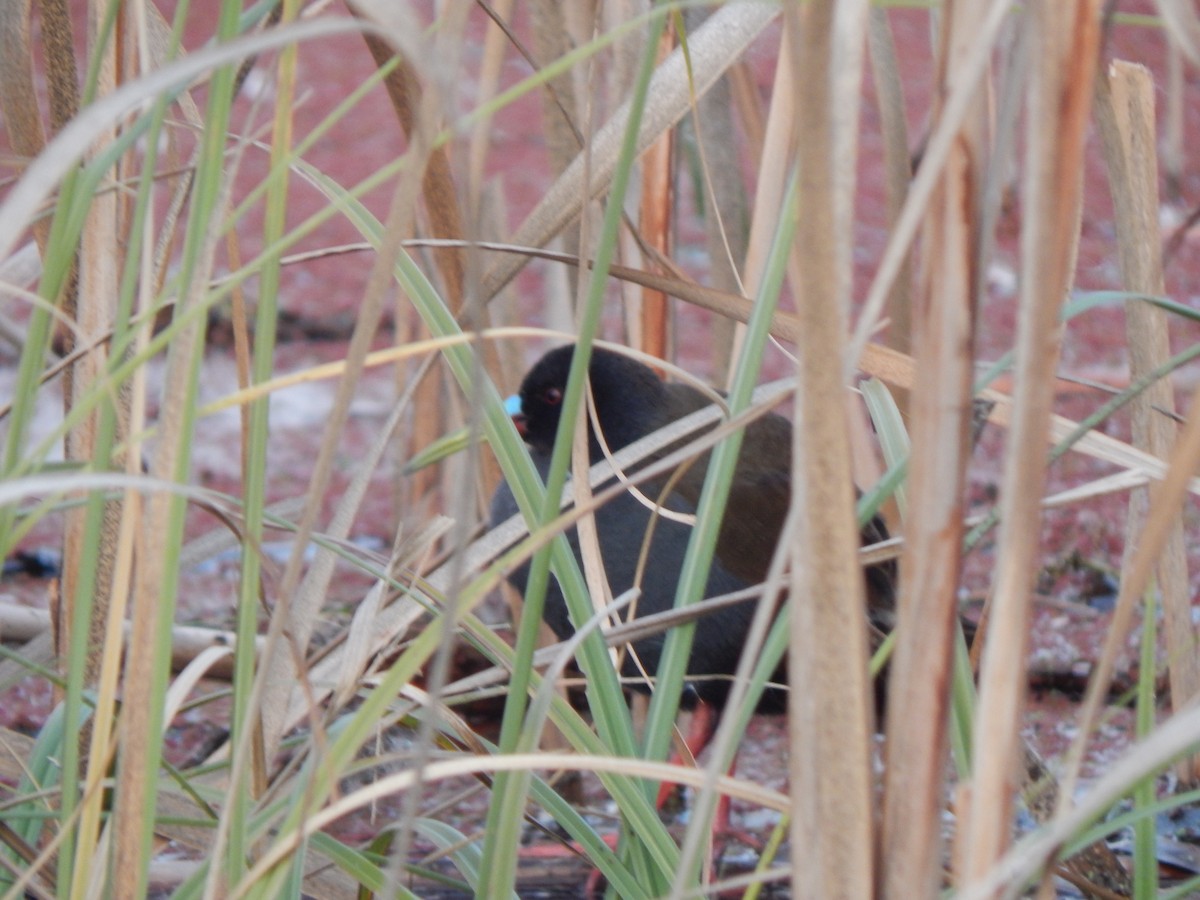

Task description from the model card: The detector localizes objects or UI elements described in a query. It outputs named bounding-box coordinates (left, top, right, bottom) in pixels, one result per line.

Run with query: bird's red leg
left=660, top=703, right=766, bottom=854
left=656, top=701, right=719, bottom=812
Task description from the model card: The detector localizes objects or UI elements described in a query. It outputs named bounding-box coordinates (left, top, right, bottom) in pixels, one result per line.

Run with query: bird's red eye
left=543, top=387, right=563, bottom=405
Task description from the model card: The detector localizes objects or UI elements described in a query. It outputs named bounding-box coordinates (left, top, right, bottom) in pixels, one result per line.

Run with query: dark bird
left=490, top=343, right=896, bottom=714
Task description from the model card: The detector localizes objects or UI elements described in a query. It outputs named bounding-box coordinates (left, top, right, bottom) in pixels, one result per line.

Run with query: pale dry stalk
left=960, top=2, right=1102, bottom=893
left=881, top=0, right=985, bottom=895
left=784, top=2, right=876, bottom=898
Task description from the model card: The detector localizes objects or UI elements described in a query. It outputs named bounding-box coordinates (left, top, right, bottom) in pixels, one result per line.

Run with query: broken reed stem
left=1095, top=59, right=1200, bottom=786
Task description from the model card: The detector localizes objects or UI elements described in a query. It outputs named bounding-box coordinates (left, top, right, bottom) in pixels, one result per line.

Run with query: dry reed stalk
left=637, top=21, right=674, bottom=363
left=880, top=0, right=985, bottom=895
left=1096, top=59, right=1199, bottom=785
left=960, top=3, right=1102, bottom=894
left=784, top=3, right=875, bottom=899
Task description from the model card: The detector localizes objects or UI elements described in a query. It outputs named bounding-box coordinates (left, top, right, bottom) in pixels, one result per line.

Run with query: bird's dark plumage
left=490, top=343, right=895, bottom=711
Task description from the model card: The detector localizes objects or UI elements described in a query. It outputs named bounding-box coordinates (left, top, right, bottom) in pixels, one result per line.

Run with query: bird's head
left=511, top=344, right=665, bottom=459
